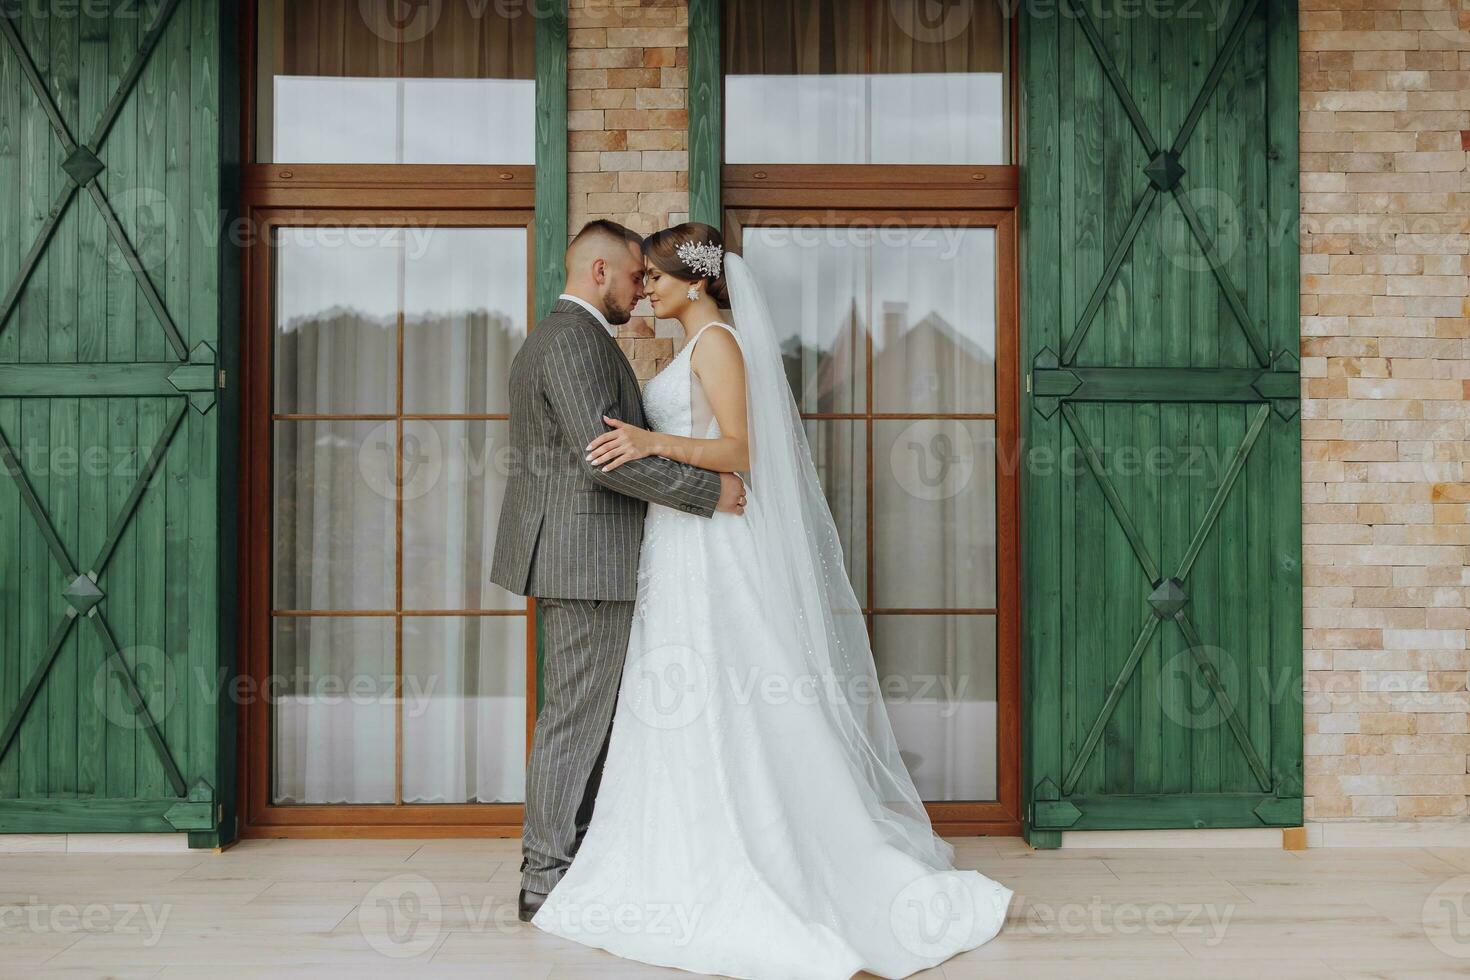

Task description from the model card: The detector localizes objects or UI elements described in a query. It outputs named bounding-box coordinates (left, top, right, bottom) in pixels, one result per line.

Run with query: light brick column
left=1299, top=1, right=1470, bottom=827
left=566, top=0, right=691, bottom=378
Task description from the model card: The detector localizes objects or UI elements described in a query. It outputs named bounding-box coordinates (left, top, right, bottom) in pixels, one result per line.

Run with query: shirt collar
left=558, top=293, right=615, bottom=336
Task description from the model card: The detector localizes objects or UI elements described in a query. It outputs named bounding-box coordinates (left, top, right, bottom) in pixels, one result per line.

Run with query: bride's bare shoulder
left=689, top=322, right=743, bottom=370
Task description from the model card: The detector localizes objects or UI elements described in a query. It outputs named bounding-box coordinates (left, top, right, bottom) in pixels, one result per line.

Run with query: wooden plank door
left=1021, top=0, right=1301, bottom=845
left=0, top=0, right=232, bottom=845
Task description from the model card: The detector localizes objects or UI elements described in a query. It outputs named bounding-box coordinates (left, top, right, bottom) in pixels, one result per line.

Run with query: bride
left=530, top=223, right=1014, bottom=979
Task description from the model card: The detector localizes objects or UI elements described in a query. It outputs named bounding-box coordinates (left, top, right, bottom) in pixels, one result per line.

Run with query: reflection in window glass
left=269, top=224, right=530, bottom=808
left=742, top=223, right=1001, bottom=799
left=272, top=419, right=396, bottom=611
left=402, top=617, right=527, bottom=803
left=725, top=73, right=1004, bottom=164
left=874, top=615, right=998, bottom=801
left=402, top=79, right=535, bottom=164
left=874, top=419, right=997, bottom=609
left=870, top=73, right=1005, bottom=164
left=274, top=227, right=399, bottom=415
left=256, top=0, right=534, bottom=164
left=401, top=420, right=524, bottom=612
left=273, top=77, right=534, bottom=164
left=403, top=228, right=527, bottom=414
left=872, top=228, right=996, bottom=413
left=272, top=617, right=396, bottom=805
left=725, top=76, right=867, bottom=164
left=801, top=420, right=868, bottom=604
left=741, top=227, right=865, bottom=414
left=724, top=0, right=1008, bottom=164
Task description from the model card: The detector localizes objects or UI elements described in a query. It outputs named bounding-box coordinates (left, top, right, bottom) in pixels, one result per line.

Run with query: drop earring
left=686, top=284, right=700, bottom=301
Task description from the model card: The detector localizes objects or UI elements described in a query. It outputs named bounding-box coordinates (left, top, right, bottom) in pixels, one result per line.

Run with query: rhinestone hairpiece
left=676, top=240, right=723, bottom=279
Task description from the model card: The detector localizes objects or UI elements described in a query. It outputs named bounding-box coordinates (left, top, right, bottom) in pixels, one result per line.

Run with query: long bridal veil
left=723, top=252, right=957, bottom=871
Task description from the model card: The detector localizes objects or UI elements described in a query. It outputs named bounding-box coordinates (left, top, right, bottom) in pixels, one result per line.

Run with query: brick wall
left=567, top=0, right=691, bottom=377
left=1299, top=1, right=1470, bottom=829
left=566, top=0, right=1470, bottom=834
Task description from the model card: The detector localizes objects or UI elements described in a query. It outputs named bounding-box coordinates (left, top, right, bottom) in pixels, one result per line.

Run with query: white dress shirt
left=559, top=293, right=616, bottom=336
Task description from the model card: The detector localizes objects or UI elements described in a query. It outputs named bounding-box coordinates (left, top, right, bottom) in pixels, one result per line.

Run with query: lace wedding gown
left=531, top=321, right=1013, bottom=979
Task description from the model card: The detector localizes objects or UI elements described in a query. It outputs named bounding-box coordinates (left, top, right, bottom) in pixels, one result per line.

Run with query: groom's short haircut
left=566, top=219, right=642, bottom=268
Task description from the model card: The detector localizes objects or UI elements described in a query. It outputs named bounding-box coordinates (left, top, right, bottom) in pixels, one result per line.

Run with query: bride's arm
left=585, top=327, right=750, bottom=474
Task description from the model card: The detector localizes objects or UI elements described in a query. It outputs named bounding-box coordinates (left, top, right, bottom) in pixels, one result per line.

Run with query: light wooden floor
left=4, top=835, right=1470, bottom=979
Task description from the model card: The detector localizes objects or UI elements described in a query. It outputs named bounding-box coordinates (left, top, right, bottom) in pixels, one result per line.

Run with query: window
left=724, top=0, right=1008, bottom=164
left=254, top=0, right=536, bottom=163
left=240, top=0, right=564, bottom=835
left=701, top=0, right=1019, bottom=832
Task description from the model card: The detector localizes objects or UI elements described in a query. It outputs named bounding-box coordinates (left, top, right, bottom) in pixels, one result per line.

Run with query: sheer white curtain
left=725, top=73, right=1004, bottom=165
left=739, top=226, right=1001, bottom=801
left=723, top=0, right=1007, bottom=165
left=272, top=227, right=528, bottom=805
left=271, top=76, right=535, bottom=164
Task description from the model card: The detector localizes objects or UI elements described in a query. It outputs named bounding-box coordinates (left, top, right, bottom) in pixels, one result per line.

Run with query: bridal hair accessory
left=676, top=240, right=723, bottom=280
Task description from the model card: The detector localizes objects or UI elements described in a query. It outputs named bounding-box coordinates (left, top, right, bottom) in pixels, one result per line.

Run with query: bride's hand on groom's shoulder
left=585, top=415, right=654, bottom=472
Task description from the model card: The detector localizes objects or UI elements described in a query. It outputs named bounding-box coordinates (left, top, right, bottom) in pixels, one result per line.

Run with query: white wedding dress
left=531, top=292, right=1013, bottom=978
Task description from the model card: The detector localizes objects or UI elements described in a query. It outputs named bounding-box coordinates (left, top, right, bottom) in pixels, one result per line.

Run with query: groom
left=490, top=219, right=746, bottom=922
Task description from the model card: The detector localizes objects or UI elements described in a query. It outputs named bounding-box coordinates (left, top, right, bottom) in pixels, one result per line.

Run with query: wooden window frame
left=234, top=2, right=566, bottom=839
left=693, top=0, right=1023, bottom=837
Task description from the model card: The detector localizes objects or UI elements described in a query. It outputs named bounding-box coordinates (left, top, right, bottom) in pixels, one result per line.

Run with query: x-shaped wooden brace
left=0, top=0, right=188, bottom=359
left=0, top=400, right=190, bottom=797
left=1058, top=0, right=1268, bottom=369
left=1058, top=401, right=1273, bottom=796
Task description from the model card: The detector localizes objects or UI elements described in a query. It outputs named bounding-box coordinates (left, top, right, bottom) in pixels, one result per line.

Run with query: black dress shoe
left=518, top=887, right=548, bottom=922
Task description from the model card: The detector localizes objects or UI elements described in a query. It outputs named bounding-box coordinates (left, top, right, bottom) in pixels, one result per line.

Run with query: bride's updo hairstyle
left=641, top=222, right=730, bottom=305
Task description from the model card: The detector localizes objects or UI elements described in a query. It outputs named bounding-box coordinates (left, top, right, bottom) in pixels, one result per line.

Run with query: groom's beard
left=603, top=294, right=635, bottom=325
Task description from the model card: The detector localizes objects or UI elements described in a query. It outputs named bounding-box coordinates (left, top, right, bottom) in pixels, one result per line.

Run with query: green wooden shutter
left=0, top=0, right=234, bottom=845
left=1021, top=0, right=1301, bottom=845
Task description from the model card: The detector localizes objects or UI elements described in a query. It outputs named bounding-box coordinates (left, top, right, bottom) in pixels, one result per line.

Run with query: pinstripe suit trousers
left=520, top=595, right=636, bottom=894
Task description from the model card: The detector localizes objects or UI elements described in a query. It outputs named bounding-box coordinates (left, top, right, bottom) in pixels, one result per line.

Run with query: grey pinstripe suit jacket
left=489, top=298, right=724, bottom=601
